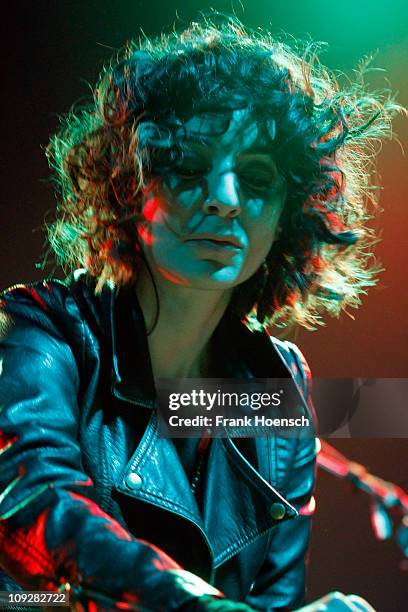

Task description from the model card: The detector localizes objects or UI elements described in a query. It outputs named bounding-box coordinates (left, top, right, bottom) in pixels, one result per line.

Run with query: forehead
left=182, top=108, right=275, bottom=153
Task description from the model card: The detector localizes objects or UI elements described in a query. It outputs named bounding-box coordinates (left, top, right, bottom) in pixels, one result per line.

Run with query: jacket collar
left=70, top=269, right=307, bottom=408
left=110, top=283, right=157, bottom=408
left=109, top=281, right=307, bottom=410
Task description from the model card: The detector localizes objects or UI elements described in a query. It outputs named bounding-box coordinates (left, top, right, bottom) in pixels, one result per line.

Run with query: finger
left=296, top=592, right=354, bottom=611
left=200, top=599, right=254, bottom=611
left=347, top=594, right=377, bottom=612
left=315, top=591, right=363, bottom=612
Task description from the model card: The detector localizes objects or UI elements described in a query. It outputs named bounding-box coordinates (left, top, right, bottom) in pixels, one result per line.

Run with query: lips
left=184, top=233, right=244, bottom=249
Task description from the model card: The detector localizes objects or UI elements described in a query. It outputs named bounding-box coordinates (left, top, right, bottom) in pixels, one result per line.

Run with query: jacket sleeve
left=0, top=287, right=221, bottom=611
left=244, top=342, right=317, bottom=612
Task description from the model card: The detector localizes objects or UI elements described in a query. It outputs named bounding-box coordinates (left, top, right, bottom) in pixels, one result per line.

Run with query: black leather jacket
left=0, top=271, right=316, bottom=611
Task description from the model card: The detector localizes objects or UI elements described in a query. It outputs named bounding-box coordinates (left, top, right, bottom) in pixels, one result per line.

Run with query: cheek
left=161, top=179, right=204, bottom=222
left=241, top=199, right=283, bottom=273
left=140, top=182, right=203, bottom=244
left=245, top=198, right=282, bottom=246
left=246, top=232, right=275, bottom=270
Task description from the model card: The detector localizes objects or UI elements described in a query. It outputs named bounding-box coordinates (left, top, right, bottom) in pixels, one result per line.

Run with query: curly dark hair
left=45, top=16, right=403, bottom=329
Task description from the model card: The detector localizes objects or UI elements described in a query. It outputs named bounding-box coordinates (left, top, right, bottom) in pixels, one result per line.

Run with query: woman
left=0, top=17, right=399, bottom=611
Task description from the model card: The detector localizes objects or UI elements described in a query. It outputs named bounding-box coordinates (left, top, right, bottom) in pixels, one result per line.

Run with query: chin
left=157, top=267, right=241, bottom=290
left=187, top=269, right=244, bottom=290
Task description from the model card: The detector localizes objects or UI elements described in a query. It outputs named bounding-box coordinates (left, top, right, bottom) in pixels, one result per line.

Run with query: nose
left=203, top=171, right=241, bottom=218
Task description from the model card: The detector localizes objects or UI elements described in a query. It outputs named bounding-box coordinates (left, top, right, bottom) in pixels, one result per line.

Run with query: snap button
left=270, top=502, right=286, bottom=520
left=125, top=472, right=142, bottom=489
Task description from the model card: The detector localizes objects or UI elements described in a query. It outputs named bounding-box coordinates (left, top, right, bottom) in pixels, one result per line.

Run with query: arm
left=245, top=342, right=317, bottom=611
left=0, top=288, right=221, bottom=611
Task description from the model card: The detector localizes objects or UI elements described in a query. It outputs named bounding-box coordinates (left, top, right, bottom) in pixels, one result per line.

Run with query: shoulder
left=1, top=274, right=78, bottom=334
left=1, top=270, right=107, bottom=326
left=1, top=277, right=73, bottom=339
left=269, top=336, right=317, bottom=431
left=0, top=271, right=107, bottom=371
left=270, top=337, right=311, bottom=398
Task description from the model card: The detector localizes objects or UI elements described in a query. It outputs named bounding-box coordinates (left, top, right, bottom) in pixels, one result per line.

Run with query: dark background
left=2, top=2, right=408, bottom=610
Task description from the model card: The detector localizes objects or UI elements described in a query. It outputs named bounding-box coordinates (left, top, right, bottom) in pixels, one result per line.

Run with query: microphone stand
left=316, top=440, right=408, bottom=563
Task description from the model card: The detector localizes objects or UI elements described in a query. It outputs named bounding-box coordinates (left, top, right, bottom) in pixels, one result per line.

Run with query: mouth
left=184, top=233, right=244, bottom=250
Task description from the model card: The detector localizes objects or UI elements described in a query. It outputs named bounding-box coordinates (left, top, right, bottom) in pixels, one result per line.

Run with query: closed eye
left=174, top=162, right=211, bottom=180
left=236, top=153, right=280, bottom=193
left=238, top=170, right=280, bottom=192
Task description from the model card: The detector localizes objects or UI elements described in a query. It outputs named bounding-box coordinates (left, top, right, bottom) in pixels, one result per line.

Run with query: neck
left=135, top=268, right=233, bottom=379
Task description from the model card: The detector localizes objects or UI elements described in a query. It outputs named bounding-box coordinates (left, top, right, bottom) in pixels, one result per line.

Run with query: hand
left=297, top=591, right=377, bottom=612
left=177, top=594, right=256, bottom=611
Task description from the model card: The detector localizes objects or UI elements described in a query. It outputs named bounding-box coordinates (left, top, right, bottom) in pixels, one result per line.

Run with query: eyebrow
left=237, top=146, right=276, bottom=159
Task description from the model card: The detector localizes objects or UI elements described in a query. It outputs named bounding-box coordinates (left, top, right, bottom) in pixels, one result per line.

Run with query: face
left=138, top=108, right=286, bottom=290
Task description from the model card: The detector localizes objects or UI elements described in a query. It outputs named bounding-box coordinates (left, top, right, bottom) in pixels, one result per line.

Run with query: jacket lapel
left=115, top=410, right=206, bottom=531
left=204, top=436, right=297, bottom=568
left=114, top=411, right=298, bottom=570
